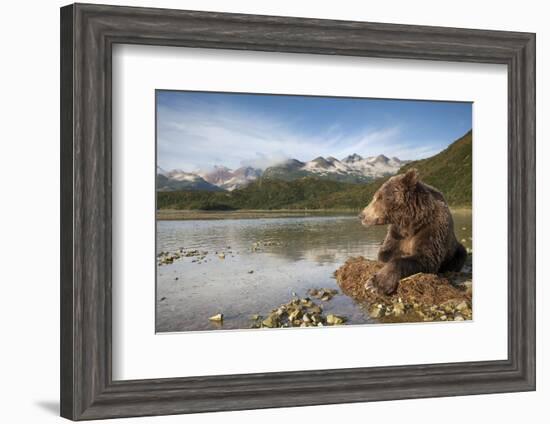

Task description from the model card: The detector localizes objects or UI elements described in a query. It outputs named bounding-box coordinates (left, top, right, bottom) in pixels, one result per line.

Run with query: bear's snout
left=360, top=201, right=386, bottom=226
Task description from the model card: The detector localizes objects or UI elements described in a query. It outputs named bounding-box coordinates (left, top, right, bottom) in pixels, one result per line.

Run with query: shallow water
left=156, top=211, right=472, bottom=332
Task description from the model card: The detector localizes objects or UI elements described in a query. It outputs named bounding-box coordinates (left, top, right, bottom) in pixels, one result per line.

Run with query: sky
left=156, top=90, right=472, bottom=172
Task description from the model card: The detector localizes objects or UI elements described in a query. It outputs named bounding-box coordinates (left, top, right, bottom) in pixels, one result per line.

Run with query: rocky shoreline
left=158, top=247, right=473, bottom=328
left=334, top=257, right=472, bottom=323
left=248, top=288, right=346, bottom=329
left=246, top=258, right=473, bottom=329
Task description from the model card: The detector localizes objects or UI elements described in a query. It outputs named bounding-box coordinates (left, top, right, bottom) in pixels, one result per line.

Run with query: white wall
left=0, top=0, right=545, bottom=422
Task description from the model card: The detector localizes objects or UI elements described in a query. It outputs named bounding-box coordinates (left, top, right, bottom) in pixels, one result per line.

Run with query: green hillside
left=303, top=130, right=473, bottom=208
left=157, top=131, right=472, bottom=210
left=399, top=130, right=472, bottom=206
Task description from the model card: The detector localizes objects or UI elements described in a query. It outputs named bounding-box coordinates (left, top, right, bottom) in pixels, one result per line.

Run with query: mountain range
left=261, top=154, right=406, bottom=184
left=157, top=130, right=473, bottom=209
left=157, top=154, right=408, bottom=191
left=156, top=168, right=223, bottom=192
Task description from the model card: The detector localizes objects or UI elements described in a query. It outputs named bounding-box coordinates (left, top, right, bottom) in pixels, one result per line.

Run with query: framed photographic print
left=60, top=3, right=536, bottom=420
left=154, top=91, right=474, bottom=332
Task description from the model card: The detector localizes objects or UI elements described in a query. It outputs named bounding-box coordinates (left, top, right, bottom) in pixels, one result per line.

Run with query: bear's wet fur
left=359, top=168, right=466, bottom=295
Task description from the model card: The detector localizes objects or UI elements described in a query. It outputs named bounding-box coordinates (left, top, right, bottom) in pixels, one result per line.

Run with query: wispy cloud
left=157, top=95, right=456, bottom=171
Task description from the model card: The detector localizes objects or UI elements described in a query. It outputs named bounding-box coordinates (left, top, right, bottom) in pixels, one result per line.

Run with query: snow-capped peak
left=166, top=169, right=202, bottom=182
left=342, top=153, right=363, bottom=163
left=158, top=153, right=407, bottom=192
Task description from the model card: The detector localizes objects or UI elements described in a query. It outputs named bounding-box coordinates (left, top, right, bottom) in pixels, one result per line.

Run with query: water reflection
left=156, top=211, right=472, bottom=332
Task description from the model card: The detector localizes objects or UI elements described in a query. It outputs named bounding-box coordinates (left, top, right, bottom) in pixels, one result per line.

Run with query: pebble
left=326, top=314, right=346, bottom=325
left=251, top=295, right=346, bottom=329
left=307, top=288, right=338, bottom=301
left=157, top=249, right=209, bottom=266
left=456, top=301, right=469, bottom=311
left=393, top=302, right=405, bottom=316
left=209, top=313, right=223, bottom=322
left=261, top=314, right=278, bottom=328
left=369, top=305, right=385, bottom=319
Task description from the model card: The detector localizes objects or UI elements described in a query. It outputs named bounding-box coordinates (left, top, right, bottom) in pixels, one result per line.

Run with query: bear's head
left=359, top=168, right=420, bottom=227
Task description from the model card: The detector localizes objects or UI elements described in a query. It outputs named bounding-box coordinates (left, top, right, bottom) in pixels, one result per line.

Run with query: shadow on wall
left=35, top=401, right=59, bottom=416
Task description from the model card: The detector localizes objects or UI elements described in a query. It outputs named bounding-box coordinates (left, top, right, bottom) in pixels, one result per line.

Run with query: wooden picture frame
left=60, top=3, right=536, bottom=420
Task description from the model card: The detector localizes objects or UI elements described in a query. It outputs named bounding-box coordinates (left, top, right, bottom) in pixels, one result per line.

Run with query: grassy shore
left=157, top=207, right=471, bottom=221
left=157, top=209, right=361, bottom=221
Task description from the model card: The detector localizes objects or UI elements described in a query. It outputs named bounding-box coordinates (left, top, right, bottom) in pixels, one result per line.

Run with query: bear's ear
left=401, top=168, right=419, bottom=187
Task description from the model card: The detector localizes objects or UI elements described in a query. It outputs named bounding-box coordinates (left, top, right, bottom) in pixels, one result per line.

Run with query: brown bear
left=359, top=168, right=466, bottom=295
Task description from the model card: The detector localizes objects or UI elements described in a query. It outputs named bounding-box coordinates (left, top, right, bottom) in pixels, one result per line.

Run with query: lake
left=156, top=210, right=472, bottom=332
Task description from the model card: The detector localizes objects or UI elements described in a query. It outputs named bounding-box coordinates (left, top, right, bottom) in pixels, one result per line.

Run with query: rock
left=309, top=305, right=322, bottom=315
left=369, top=305, right=385, bottom=319
left=454, top=314, right=465, bottom=321
left=209, top=313, right=223, bottom=322
left=308, top=288, right=338, bottom=301
left=250, top=314, right=261, bottom=321
left=158, top=248, right=209, bottom=265
left=248, top=270, right=254, bottom=274
left=288, top=309, right=302, bottom=321
left=393, top=302, right=405, bottom=316
left=443, top=304, right=454, bottom=314
left=160, top=297, right=166, bottom=302
left=262, top=314, right=279, bottom=328
left=326, top=314, right=346, bottom=325
left=253, top=293, right=343, bottom=329
left=275, top=307, right=286, bottom=316
left=456, top=301, right=469, bottom=312
left=300, top=298, right=313, bottom=307
left=218, top=253, right=225, bottom=259
left=307, top=288, right=319, bottom=297
left=289, top=298, right=300, bottom=306
left=440, top=314, right=447, bottom=321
